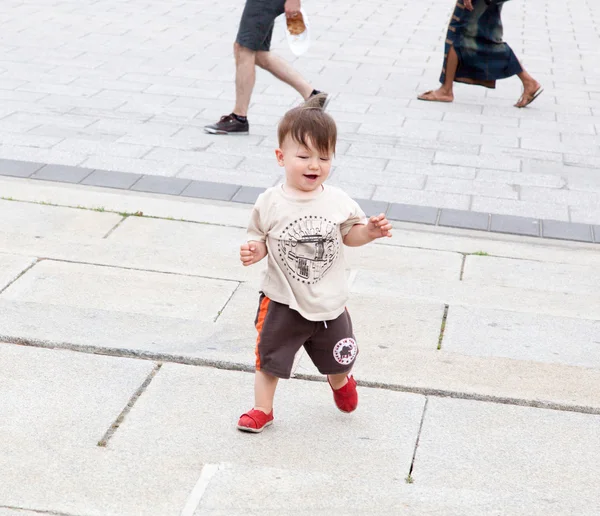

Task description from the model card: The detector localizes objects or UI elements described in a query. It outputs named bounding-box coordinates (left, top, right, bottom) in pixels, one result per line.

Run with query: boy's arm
left=241, top=200, right=268, bottom=266
left=343, top=213, right=392, bottom=247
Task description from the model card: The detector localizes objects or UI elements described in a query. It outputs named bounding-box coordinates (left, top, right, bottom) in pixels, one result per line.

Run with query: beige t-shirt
left=247, top=184, right=367, bottom=321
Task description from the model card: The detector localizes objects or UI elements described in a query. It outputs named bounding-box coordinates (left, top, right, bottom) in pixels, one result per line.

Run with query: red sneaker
left=237, top=409, right=274, bottom=433
left=329, top=375, right=358, bottom=413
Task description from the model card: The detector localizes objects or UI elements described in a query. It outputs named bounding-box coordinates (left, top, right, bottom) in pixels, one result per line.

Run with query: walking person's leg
left=417, top=45, right=458, bottom=103
left=205, top=0, right=328, bottom=135
left=255, top=51, right=314, bottom=100
left=232, top=42, right=258, bottom=117
left=514, top=68, right=543, bottom=108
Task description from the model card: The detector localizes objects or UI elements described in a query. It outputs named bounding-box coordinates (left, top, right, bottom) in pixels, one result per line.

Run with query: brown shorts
left=254, top=293, right=359, bottom=379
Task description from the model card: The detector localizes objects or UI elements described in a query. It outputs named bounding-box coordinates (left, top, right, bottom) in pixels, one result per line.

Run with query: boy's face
left=276, top=135, right=333, bottom=193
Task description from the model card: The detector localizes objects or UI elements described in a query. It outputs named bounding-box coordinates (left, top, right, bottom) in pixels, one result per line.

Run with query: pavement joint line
left=407, top=397, right=428, bottom=482
left=0, top=258, right=40, bottom=296
left=27, top=257, right=242, bottom=285
left=5, top=337, right=600, bottom=417
left=0, top=504, right=81, bottom=516
left=0, top=165, right=598, bottom=244
left=180, top=463, right=225, bottom=516
left=437, top=305, right=449, bottom=351
left=102, top=215, right=128, bottom=239
left=459, top=254, right=467, bottom=281
left=97, top=362, right=162, bottom=448
left=214, top=281, right=242, bottom=323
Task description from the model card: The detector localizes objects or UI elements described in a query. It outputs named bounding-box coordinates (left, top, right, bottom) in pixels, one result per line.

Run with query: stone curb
left=1, top=158, right=598, bottom=244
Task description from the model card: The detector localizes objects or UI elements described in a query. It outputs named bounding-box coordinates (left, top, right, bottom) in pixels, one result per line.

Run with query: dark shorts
left=254, top=294, right=359, bottom=379
left=236, top=0, right=286, bottom=52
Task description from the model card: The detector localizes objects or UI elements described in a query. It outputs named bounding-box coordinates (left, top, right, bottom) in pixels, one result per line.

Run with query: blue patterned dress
left=440, top=0, right=522, bottom=88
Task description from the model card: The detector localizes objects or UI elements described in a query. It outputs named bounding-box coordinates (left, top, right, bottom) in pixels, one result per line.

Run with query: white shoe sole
left=204, top=127, right=249, bottom=135
left=237, top=420, right=273, bottom=433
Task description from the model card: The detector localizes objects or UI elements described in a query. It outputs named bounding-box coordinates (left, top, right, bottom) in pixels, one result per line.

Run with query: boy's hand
left=366, top=213, right=393, bottom=239
left=240, top=241, right=267, bottom=266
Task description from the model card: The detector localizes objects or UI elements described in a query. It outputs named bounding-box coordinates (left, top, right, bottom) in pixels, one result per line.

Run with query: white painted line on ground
left=180, top=463, right=222, bottom=516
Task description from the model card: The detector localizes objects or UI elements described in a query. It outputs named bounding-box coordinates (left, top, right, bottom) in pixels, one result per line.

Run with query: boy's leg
left=305, top=311, right=359, bottom=413
left=255, top=51, right=313, bottom=100
left=254, top=369, right=279, bottom=414
left=238, top=294, right=311, bottom=432
left=327, top=372, right=349, bottom=390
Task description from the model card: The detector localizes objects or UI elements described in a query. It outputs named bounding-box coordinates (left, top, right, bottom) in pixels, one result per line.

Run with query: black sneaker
left=204, top=114, right=249, bottom=135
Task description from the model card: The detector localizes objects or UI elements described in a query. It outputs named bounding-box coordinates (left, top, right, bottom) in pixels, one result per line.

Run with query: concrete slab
left=0, top=198, right=122, bottom=239
left=108, top=364, right=426, bottom=476
left=0, top=254, right=36, bottom=291
left=196, top=464, right=559, bottom=515
left=0, top=443, right=201, bottom=516
left=347, top=244, right=463, bottom=283
left=0, top=177, right=253, bottom=229
left=0, top=260, right=237, bottom=320
left=0, top=228, right=261, bottom=284
left=443, top=306, right=600, bottom=368
left=463, top=255, right=600, bottom=296
left=0, top=343, right=155, bottom=448
left=107, top=216, right=246, bottom=277
left=413, top=398, right=600, bottom=513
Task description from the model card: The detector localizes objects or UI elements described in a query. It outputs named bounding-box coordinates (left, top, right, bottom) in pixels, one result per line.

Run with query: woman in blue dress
left=418, top=0, right=543, bottom=108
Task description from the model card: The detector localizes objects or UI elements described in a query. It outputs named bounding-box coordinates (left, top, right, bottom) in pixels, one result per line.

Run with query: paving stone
left=354, top=198, right=388, bottom=216
left=80, top=169, right=142, bottom=189
left=129, top=175, right=191, bottom=195
left=438, top=209, right=489, bottom=231
left=490, top=214, right=541, bottom=237
left=462, top=255, right=600, bottom=296
left=0, top=343, right=155, bottom=448
left=0, top=260, right=237, bottom=321
left=0, top=158, right=44, bottom=177
left=180, top=180, right=240, bottom=201
left=473, top=197, right=568, bottom=222
left=31, top=164, right=94, bottom=184
left=387, top=203, right=438, bottom=224
left=542, top=219, right=593, bottom=243
left=443, top=306, right=600, bottom=368
left=414, top=398, right=600, bottom=513
left=231, top=186, right=265, bottom=204
left=108, top=364, right=425, bottom=477
left=0, top=254, right=36, bottom=291
left=0, top=198, right=122, bottom=239
left=374, top=187, right=470, bottom=210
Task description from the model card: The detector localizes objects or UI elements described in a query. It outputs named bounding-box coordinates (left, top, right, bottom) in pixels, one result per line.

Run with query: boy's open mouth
left=304, top=174, right=318, bottom=180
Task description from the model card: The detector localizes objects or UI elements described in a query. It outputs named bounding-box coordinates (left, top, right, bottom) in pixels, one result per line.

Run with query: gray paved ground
left=1, top=177, right=600, bottom=514
left=1, top=0, right=600, bottom=514
left=0, top=0, right=599, bottom=224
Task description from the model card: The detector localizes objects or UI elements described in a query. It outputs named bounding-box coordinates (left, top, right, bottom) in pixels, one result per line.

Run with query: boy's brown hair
left=277, top=94, right=337, bottom=155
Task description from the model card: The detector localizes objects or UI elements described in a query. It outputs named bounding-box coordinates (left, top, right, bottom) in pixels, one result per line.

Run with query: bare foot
left=417, top=88, right=454, bottom=103
left=515, top=81, right=543, bottom=108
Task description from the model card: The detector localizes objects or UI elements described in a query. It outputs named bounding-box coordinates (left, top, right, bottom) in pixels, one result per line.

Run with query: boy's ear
left=275, top=148, right=285, bottom=166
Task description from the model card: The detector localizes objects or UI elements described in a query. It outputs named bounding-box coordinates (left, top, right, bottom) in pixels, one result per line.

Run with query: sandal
left=515, top=86, right=544, bottom=108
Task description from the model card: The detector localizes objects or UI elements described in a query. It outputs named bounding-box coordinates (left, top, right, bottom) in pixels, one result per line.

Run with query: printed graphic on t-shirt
left=333, top=338, right=357, bottom=365
left=277, top=215, right=339, bottom=285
